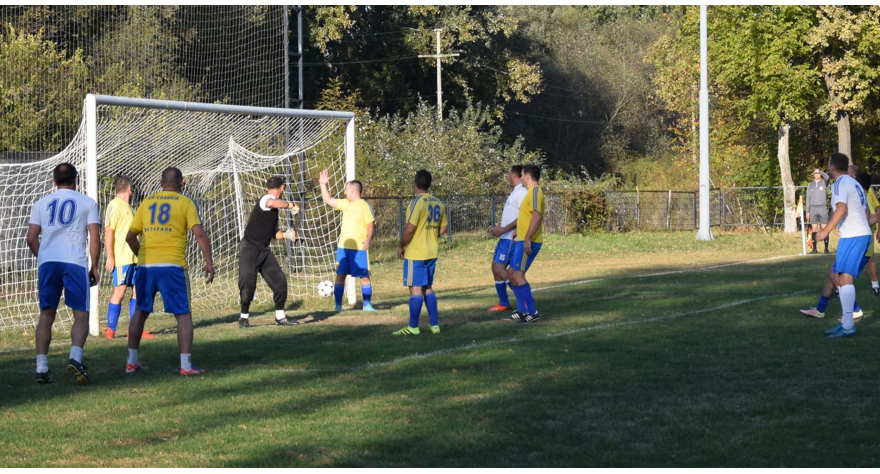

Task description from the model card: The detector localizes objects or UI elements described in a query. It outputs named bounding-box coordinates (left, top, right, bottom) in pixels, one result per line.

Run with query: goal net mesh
left=0, top=100, right=351, bottom=331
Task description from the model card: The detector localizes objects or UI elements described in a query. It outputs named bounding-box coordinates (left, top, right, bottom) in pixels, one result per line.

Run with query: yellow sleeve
left=186, top=199, right=202, bottom=230
left=104, top=204, right=117, bottom=229
left=407, top=198, right=423, bottom=226
left=336, top=199, right=350, bottom=211
left=535, top=188, right=546, bottom=214
left=129, top=203, right=144, bottom=234
left=364, top=202, right=375, bottom=225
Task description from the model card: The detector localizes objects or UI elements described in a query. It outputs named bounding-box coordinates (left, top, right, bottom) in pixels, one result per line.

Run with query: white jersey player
left=26, top=163, right=100, bottom=385
left=487, top=165, right=528, bottom=311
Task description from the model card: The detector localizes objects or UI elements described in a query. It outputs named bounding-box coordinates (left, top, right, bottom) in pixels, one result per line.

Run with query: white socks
left=180, top=353, right=192, bottom=371
left=840, top=284, right=856, bottom=330
left=275, top=309, right=286, bottom=321
left=127, top=348, right=138, bottom=366
left=240, top=313, right=249, bottom=319
left=873, top=281, right=879, bottom=290
left=69, top=346, right=83, bottom=363
left=36, top=354, right=49, bottom=373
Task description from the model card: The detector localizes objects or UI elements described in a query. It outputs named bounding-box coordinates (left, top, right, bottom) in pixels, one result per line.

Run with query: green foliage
left=355, top=100, right=544, bottom=195
left=562, top=187, right=608, bottom=234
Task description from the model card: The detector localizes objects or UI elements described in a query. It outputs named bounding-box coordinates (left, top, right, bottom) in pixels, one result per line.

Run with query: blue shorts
left=112, top=264, right=137, bottom=287
left=135, top=266, right=191, bottom=315
left=38, top=262, right=89, bottom=312
left=336, top=248, right=370, bottom=278
left=509, top=241, right=543, bottom=273
left=834, top=236, right=873, bottom=277
left=493, top=239, right=516, bottom=266
left=403, top=259, right=436, bottom=287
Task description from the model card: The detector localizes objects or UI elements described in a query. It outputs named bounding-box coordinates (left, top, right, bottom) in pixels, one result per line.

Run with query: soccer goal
left=0, top=94, right=357, bottom=334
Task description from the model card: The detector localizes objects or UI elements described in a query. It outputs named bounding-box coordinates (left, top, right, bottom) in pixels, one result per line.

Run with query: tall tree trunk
left=838, top=110, right=852, bottom=163
left=778, top=120, right=796, bottom=233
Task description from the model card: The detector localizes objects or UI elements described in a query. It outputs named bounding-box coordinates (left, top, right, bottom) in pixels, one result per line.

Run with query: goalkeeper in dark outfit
left=238, top=177, right=300, bottom=328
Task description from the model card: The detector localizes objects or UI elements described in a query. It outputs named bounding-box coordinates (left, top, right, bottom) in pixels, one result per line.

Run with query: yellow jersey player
left=318, top=169, right=376, bottom=312
left=124, top=167, right=214, bottom=375
left=508, top=165, right=545, bottom=324
left=103, top=175, right=153, bottom=339
left=394, top=170, right=447, bottom=335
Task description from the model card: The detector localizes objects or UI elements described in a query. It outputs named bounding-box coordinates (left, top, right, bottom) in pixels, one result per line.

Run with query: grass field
left=3, top=230, right=880, bottom=467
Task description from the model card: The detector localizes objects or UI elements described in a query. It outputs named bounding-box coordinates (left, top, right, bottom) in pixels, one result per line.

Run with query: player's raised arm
left=191, top=224, right=214, bottom=284
left=318, top=169, right=337, bottom=208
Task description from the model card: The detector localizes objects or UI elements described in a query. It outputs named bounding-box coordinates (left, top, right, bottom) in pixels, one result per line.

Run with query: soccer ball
left=317, top=280, right=334, bottom=298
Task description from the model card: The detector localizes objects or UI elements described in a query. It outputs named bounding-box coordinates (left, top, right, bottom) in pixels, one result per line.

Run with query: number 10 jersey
left=28, top=189, right=100, bottom=269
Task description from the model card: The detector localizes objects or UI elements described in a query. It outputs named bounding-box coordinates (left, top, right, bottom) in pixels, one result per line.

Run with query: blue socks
left=107, top=303, right=122, bottom=331
left=409, top=295, right=424, bottom=328
left=854, top=300, right=861, bottom=313
left=511, top=285, right=528, bottom=313
left=129, top=299, right=137, bottom=318
left=334, top=284, right=344, bottom=306
left=817, top=296, right=830, bottom=313
left=495, top=281, right=510, bottom=307
left=425, top=292, right=439, bottom=326
left=362, top=284, right=372, bottom=306
left=521, top=283, right=536, bottom=313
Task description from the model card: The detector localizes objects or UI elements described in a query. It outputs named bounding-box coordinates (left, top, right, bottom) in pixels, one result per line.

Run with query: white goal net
left=0, top=94, right=355, bottom=332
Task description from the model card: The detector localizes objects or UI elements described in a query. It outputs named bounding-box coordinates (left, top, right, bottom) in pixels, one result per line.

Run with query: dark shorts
left=809, top=206, right=828, bottom=225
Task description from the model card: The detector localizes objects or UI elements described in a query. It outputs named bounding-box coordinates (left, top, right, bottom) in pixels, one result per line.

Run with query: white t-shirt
left=28, top=189, right=100, bottom=269
left=259, top=194, right=274, bottom=211
left=500, top=184, right=528, bottom=240
left=832, top=175, right=872, bottom=238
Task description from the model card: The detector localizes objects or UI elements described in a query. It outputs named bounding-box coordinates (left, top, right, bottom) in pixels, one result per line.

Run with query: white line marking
left=351, top=289, right=811, bottom=372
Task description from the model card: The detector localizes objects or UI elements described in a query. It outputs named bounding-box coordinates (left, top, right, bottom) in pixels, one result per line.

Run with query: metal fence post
left=666, top=190, right=672, bottom=230
left=692, top=191, right=697, bottom=229
left=490, top=194, right=496, bottom=228
left=636, top=188, right=640, bottom=229
left=446, top=196, right=453, bottom=239
left=721, top=187, right=726, bottom=228
left=398, top=197, right=404, bottom=240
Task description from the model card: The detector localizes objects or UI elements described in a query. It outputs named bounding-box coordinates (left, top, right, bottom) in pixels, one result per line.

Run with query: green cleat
left=430, top=325, right=440, bottom=334
left=363, top=304, right=377, bottom=312
left=393, top=326, right=420, bottom=336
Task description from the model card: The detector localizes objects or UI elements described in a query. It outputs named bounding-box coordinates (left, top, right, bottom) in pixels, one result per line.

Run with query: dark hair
left=510, top=165, right=524, bottom=177
left=522, top=164, right=541, bottom=182
left=856, top=171, right=873, bottom=191
left=161, top=167, right=183, bottom=186
left=266, top=176, right=285, bottom=189
left=829, top=153, right=850, bottom=173
left=114, top=175, right=132, bottom=193
left=348, top=180, right=363, bottom=195
left=415, top=169, right=432, bottom=191
left=53, top=163, right=77, bottom=186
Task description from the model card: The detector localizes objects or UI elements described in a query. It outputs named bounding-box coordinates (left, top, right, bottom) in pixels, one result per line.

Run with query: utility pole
left=418, top=28, right=459, bottom=120
left=696, top=4, right=714, bottom=241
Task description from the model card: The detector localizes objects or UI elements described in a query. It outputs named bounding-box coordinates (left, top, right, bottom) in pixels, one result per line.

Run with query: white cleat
left=800, top=307, right=825, bottom=319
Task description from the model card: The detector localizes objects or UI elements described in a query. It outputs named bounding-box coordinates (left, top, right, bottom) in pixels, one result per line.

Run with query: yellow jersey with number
left=104, top=197, right=138, bottom=266
left=336, top=199, right=375, bottom=250
left=404, top=193, right=447, bottom=260
left=865, top=189, right=878, bottom=258
left=517, top=186, right=546, bottom=244
left=128, top=191, right=201, bottom=267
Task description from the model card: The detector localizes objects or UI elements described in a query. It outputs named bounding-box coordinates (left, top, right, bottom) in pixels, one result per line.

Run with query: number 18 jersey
left=129, top=191, right=201, bottom=267
left=404, top=193, right=447, bottom=260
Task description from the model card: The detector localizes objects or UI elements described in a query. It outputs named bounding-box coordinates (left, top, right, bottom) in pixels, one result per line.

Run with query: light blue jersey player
left=487, top=165, right=527, bottom=312
left=816, top=153, right=872, bottom=338
left=26, top=163, right=101, bottom=385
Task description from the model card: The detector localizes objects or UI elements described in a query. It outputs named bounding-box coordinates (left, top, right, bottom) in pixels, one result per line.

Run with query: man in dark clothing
left=238, top=177, right=300, bottom=328
left=806, top=168, right=830, bottom=254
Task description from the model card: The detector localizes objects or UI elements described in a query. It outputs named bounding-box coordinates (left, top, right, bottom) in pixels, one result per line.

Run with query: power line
left=303, top=55, right=419, bottom=66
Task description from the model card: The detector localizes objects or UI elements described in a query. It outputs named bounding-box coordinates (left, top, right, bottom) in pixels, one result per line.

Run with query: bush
left=562, top=187, right=608, bottom=234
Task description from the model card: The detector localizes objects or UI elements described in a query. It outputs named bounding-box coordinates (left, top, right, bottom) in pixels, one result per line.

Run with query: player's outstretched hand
left=204, top=263, right=215, bottom=284
left=287, top=201, right=300, bottom=215
left=104, top=257, right=115, bottom=274
left=284, top=229, right=297, bottom=242
left=89, top=267, right=100, bottom=287
left=319, top=169, right=330, bottom=185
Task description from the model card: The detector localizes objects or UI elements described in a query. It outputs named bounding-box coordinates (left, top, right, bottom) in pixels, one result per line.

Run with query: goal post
left=1, top=94, right=357, bottom=334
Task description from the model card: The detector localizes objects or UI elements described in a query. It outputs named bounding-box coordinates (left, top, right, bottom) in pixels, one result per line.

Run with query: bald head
left=161, top=167, right=184, bottom=191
